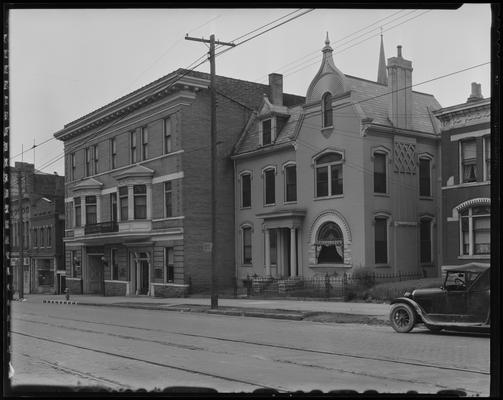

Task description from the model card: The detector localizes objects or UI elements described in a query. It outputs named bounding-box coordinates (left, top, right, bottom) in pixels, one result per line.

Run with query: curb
left=43, top=300, right=79, bottom=305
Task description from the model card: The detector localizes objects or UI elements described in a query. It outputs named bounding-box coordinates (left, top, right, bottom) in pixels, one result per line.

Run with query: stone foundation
left=152, top=283, right=189, bottom=298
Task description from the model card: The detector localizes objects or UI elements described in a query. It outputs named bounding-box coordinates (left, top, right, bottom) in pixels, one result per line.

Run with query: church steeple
left=377, top=30, right=388, bottom=85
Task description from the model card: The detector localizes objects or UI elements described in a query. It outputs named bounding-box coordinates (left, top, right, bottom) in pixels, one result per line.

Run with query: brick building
left=433, top=83, right=491, bottom=266
left=9, top=162, right=65, bottom=294
left=232, top=36, right=443, bottom=281
left=54, top=69, right=303, bottom=296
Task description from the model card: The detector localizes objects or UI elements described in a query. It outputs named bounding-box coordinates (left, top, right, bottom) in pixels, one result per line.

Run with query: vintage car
left=389, top=263, right=490, bottom=333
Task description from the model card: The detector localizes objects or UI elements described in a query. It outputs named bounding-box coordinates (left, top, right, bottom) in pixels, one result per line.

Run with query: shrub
left=367, top=278, right=442, bottom=301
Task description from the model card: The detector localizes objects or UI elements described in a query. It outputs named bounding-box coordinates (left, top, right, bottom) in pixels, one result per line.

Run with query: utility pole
left=185, top=34, right=235, bottom=309
left=17, top=165, right=24, bottom=299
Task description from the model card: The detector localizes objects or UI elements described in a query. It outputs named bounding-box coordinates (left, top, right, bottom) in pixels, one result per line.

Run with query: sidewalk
left=17, top=294, right=392, bottom=325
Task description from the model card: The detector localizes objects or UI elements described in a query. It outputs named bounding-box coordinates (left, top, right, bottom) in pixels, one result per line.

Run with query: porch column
left=264, top=229, right=271, bottom=276
left=290, top=227, right=297, bottom=277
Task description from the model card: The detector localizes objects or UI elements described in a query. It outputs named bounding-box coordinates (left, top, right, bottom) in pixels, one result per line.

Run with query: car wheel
left=390, top=303, right=416, bottom=333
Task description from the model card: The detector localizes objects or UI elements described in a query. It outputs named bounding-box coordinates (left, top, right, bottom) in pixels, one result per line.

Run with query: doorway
left=87, top=255, right=104, bottom=294
left=139, top=260, right=149, bottom=295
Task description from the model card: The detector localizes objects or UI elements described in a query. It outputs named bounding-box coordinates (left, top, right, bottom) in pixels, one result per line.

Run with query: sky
left=8, top=5, right=492, bottom=176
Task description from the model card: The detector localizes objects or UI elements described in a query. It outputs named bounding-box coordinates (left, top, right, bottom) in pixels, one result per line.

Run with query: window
left=374, top=217, right=388, bottom=264
left=262, top=119, right=272, bottom=145
left=111, top=249, right=119, bottom=280
left=111, top=138, right=117, bottom=169
left=164, top=182, right=173, bottom=218
left=315, top=152, right=343, bottom=197
left=93, top=144, right=99, bottom=174
left=25, top=222, right=29, bottom=248
left=72, top=250, right=81, bottom=278
left=119, top=186, right=128, bottom=221
left=85, top=196, right=97, bottom=225
left=264, top=168, right=275, bottom=205
left=71, top=153, right=76, bottom=180
left=285, top=165, right=297, bottom=202
left=484, top=136, right=491, bottom=181
left=39, top=228, right=43, bottom=248
left=164, top=118, right=172, bottom=154
left=32, top=228, right=37, bottom=247
left=74, top=197, right=81, bottom=227
left=134, top=184, right=147, bottom=220
left=141, top=127, right=148, bottom=160
left=47, top=226, right=52, bottom=247
left=85, top=147, right=91, bottom=176
left=110, top=192, right=117, bottom=222
left=419, top=157, right=431, bottom=197
left=241, top=173, right=251, bottom=208
left=37, top=259, right=53, bottom=286
left=373, top=153, right=387, bottom=194
left=316, top=222, right=344, bottom=264
left=461, top=140, right=477, bottom=183
left=165, top=247, right=174, bottom=282
left=242, top=227, right=252, bottom=264
left=322, top=92, right=333, bottom=128
left=460, top=206, right=490, bottom=256
left=419, top=219, right=432, bottom=264
left=130, top=131, right=137, bottom=164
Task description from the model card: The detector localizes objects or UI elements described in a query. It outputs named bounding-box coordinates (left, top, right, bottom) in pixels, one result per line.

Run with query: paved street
left=10, top=301, right=490, bottom=395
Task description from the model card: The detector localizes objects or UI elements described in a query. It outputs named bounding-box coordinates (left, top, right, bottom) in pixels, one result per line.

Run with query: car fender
left=390, top=297, right=425, bottom=323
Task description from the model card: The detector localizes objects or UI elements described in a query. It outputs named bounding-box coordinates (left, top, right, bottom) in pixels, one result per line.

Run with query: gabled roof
left=115, top=164, right=154, bottom=180
left=72, top=177, right=103, bottom=191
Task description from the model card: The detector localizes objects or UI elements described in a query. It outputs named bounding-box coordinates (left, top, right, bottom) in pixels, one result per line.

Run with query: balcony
left=84, top=221, right=119, bottom=235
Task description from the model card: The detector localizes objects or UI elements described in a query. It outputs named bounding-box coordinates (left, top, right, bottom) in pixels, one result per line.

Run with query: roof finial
left=325, top=31, right=330, bottom=46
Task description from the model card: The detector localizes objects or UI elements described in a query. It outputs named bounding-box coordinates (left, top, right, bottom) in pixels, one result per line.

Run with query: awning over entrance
left=256, top=208, right=306, bottom=229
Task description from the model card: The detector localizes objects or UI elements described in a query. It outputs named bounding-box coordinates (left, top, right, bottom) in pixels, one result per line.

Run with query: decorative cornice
left=433, top=100, right=491, bottom=131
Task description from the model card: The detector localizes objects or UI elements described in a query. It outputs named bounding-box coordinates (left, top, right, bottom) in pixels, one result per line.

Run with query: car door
left=443, top=272, right=468, bottom=322
left=466, top=269, right=490, bottom=323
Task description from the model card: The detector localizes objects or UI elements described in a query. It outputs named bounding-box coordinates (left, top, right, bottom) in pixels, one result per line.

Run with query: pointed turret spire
left=377, top=29, right=388, bottom=85
left=323, top=31, right=332, bottom=53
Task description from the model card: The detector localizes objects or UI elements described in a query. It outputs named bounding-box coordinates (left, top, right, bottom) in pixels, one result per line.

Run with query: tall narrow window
left=264, top=169, right=275, bottom=205
left=262, top=119, right=272, bottom=145
left=39, top=228, right=43, bottom=248
left=119, top=186, right=128, bottom=221
left=164, top=118, right=172, bottom=154
left=71, top=153, right=76, bottom=180
left=164, top=181, right=173, bottom=218
left=461, top=140, right=477, bottom=183
left=165, top=247, right=174, bottom=282
left=141, top=127, right=148, bottom=160
left=322, top=92, right=333, bottom=127
left=85, top=147, right=91, bottom=176
left=484, top=136, right=491, bottom=181
left=111, top=138, right=117, bottom=169
left=373, top=153, right=387, bottom=194
left=85, top=196, right=97, bottom=225
left=419, top=219, right=432, bottom=263
left=315, top=153, right=343, bottom=197
left=242, top=227, right=252, bottom=264
left=241, top=173, right=251, bottom=208
left=270, top=229, right=277, bottom=265
left=34, top=228, right=38, bottom=248
left=93, top=144, right=99, bottom=174
left=25, top=221, right=29, bottom=249
left=285, top=165, right=297, bottom=202
left=419, top=158, right=431, bottom=197
left=110, top=192, right=117, bottom=222
left=47, top=226, right=52, bottom=247
left=374, top=217, right=388, bottom=264
left=134, top=184, right=147, bottom=220
left=111, top=249, right=119, bottom=280
left=74, top=198, right=81, bottom=227
left=130, top=131, right=137, bottom=164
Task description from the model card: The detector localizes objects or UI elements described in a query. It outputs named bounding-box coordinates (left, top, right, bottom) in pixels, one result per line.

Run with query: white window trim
left=459, top=139, right=477, bottom=184
left=418, top=153, right=434, bottom=199
left=239, top=170, right=253, bottom=209
left=313, top=150, right=345, bottom=198
left=262, top=166, right=277, bottom=206
left=371, top=146, right=391, bottom=196
left=321, top=92, right=334, bottom=129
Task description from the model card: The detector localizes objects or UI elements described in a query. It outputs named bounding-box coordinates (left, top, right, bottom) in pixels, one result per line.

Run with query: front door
left=88, top=255, right=104, bottom=294
left=139, top=260, right=149, bottom=295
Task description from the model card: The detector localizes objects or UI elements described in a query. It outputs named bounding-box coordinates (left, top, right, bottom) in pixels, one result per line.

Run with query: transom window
left=461, top=140, right=477, bottom=183
left=316, top=222, right=343, bottom=264
left=315, top=152, right=343, bottom=197
left=133, top=184, right=147, bottom=220
left=460, top=206, right=490, bottom=256
left=322, top=92, right=333, bottom=128
left=262, top=119, right=272, bottom=145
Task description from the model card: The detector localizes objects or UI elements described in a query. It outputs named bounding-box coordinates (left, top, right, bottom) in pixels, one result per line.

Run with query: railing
left=242, top=271, right=425, bottom=299
left=84, top=221, right=119, bottom=235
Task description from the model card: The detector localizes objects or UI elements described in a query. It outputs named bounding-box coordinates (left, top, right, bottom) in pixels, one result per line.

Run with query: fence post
left=325, top=273, right=330, bottom=298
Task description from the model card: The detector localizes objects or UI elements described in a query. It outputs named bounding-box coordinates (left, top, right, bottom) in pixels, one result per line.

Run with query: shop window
left=37, top=260, right=54, bottom=286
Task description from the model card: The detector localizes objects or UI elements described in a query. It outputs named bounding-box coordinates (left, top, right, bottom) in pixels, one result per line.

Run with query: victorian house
left=433, top=83, right=491, bottom=266
left=54, top=69, right=303, bottom=296
left=232, top=35, right=443, bottom=282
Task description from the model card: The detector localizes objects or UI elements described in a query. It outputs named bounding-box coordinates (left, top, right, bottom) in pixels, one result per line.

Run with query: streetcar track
left=14, top=311, right=490, bottom=376
left=17, top=352, right=129, bottom=389
left=12, top=331, right=284, bottom=392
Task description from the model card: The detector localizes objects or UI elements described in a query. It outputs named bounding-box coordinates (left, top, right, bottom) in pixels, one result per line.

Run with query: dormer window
left=322, top=92, right=333, bottom=128
left=262, top=119, right=272, bottom=145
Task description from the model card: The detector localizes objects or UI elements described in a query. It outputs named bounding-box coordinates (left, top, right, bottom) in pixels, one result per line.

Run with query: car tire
left=390, top=303, right=416, bottom=333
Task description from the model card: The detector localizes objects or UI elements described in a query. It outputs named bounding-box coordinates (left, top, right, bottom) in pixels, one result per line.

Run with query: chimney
left=268, top=73, right=283, bottom=106
left=387, top=45, right=413, bottom=130
left=467, top=82, right=483, bottom=102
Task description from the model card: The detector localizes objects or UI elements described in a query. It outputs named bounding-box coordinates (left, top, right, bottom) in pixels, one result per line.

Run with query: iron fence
left=241, top=271, right=424, bottom=299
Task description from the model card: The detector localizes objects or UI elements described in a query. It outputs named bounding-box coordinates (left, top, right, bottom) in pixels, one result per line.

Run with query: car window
left=469, top=269, right=490, bottom=291
left=444, top=272, right=468, bottom=290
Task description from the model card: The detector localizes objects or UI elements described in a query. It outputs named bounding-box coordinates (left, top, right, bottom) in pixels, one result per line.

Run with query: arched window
left=316, top=222, right=344, bottom=263
left=322, top=92, right=333, bottom=128
left=315, top=152, right=343, bottom=197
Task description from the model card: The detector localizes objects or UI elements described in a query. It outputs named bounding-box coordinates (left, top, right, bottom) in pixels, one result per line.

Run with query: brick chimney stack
left=467, top=82, right=483, bottom=103
left=269, top=73, right=283, bottom=106
left=387, top=45, right=413, bottom=130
